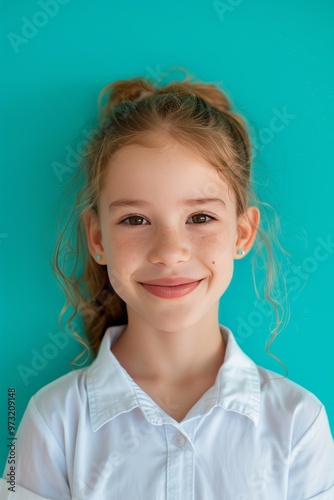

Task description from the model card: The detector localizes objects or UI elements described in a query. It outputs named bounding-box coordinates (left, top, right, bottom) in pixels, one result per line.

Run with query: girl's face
left=85, top=136, right=259, bottom=332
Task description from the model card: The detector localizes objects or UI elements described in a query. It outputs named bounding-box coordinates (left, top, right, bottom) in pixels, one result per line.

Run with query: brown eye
left=188, top=213, right=214, bottom=224
left=122, top=215, right=147, bottom=225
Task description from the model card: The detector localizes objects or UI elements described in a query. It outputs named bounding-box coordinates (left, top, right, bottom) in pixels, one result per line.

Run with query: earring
left=237, top=249, right=245, bottom=256
left=96, top=255, right=102, bottom=261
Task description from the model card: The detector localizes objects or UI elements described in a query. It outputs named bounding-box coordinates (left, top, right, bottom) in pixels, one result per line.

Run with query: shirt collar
left=213, top=325, right=261, bottom=426
left=87, top=324, right=261, bottom=432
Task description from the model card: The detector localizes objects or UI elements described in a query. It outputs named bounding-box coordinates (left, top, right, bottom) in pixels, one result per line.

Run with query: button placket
left=165, top=425, right=194, bottom=500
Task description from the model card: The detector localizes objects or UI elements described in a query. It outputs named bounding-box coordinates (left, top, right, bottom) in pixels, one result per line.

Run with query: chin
left=143, top=308, right=209, bottom=333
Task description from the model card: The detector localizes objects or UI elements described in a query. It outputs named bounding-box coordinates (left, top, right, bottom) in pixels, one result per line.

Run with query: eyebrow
left=108, top=197, right=226, bottom=211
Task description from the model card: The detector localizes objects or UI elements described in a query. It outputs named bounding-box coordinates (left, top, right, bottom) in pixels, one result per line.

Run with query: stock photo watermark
left=75, top=453, right=125, bottom=497
left=235, top=235, right=334, bottom=344
left=145, top=64, right=168, bottom=86
left=5, top=388, right=17, bottom=493
left=252, top=107, right=297, bottom=154
left=236, top=429, right=313, bottom=499
left=52, top=126, right=91, bottom=183
left=7, top=0, right=71, bottom=54
left=52, top=107, right=133, bottom=183
left=213, top=0, right=244, bottom=22
left=16, top=325, right=78, bottom=386
left=0, top=233, right=9, bottom=244
left=51, top=65, right=168, bottom=184
left=52, top=111, right=121, bottom=183
left=71, top=417, right=158, bottom=498
left=51, top=103, right=296, bottom=184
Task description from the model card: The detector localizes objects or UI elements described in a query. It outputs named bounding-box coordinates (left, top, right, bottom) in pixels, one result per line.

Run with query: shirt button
left=172, top=433, right=186, bottom=448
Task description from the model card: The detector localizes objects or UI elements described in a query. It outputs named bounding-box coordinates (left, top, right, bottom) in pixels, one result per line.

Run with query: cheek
left=107, top=234, right=143, bottom=269
left=201, top=232, right=235, bottom=261
left=106, top=241, right=139, bottom=296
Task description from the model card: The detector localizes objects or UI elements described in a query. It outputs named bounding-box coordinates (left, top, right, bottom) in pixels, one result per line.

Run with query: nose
left=147, top=226, right=191, bottom=267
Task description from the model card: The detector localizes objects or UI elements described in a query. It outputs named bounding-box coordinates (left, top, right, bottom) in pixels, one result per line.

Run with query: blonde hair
left=53, top=68, right=288, bottom=367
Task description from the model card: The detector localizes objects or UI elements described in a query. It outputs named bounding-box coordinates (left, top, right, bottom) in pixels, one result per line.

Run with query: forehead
left=103, top=139, right=233, bottom=203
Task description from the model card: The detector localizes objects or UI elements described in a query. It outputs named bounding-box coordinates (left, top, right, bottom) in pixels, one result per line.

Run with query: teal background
left=1, top=0, right=333, bottom=470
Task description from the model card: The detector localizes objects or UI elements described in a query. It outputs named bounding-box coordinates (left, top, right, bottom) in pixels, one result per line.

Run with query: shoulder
left=255, top=367, right=334, bottom=494
left=221, top=325, right=331, bottom=440
left=24, top=366, right=90, bottom=433
left=35, top=365, right=88, bottom=405
left=19, top=326, right=123, bottom=435
left=257, top=365, right=322, bottom=413
left=256, top=365, right=332, bottom=446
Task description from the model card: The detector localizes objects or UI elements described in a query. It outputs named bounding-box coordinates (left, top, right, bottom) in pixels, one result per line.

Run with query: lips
left=139, top=277, right=203, bottom=298
left=140, top=277, right=201, bottom=286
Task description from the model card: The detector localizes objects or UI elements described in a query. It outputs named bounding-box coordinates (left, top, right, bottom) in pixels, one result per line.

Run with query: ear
left=81, top=209, right=106, bottom=265
left=235, top=206, right=260, bottom=259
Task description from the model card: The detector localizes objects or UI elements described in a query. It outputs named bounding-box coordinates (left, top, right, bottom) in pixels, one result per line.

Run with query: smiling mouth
left=139, top=279, right=203, bottom=299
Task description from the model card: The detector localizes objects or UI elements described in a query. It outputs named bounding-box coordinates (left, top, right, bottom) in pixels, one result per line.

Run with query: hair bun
left=98, top=77, right=155, bottom=118
left=158, top=80, right=231, bottom=114
left=98, top=69, right=234, bottom=120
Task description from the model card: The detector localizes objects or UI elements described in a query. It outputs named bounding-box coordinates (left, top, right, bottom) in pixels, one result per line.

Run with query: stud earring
left=96, top=255, right=102, bottom=261
left=237, top=249, right=245, bottom=256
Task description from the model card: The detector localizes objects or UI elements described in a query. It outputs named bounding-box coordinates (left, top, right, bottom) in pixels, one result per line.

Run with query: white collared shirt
left=1, top=324, right=334, bottom=499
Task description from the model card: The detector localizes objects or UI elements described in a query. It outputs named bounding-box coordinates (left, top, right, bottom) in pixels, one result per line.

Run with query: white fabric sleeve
left=287, top=404, right=334, bottom=499
left=0, top=479, right=52, bottom=499
left=2, top=397, right=71, bottom=500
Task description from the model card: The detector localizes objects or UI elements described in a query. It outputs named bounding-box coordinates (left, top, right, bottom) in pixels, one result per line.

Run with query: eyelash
left=119, top=212, right=217, bottom=227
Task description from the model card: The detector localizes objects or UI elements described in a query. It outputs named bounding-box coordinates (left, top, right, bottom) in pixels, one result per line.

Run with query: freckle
left=212, top=261, right=215, bottom=264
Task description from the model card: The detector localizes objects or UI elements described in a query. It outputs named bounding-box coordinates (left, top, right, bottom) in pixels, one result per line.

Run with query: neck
left=111, top=306, right=226, bottom=384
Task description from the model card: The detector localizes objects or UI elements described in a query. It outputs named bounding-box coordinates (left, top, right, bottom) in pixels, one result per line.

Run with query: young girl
left=2, top=70, right=333, bottom=499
